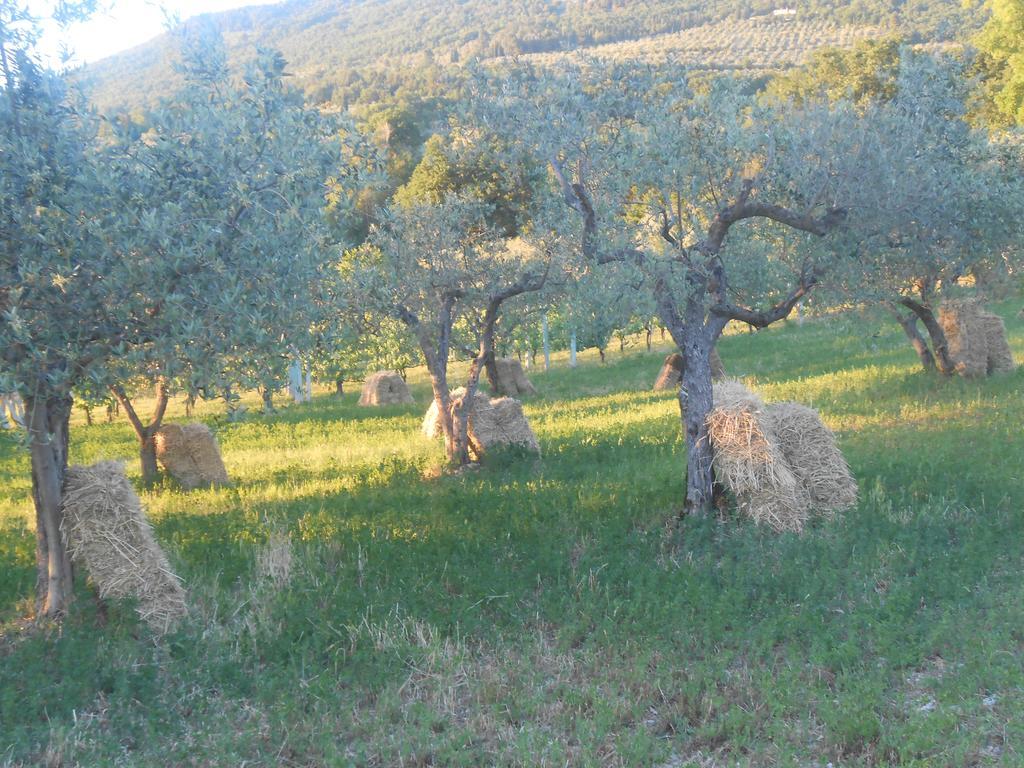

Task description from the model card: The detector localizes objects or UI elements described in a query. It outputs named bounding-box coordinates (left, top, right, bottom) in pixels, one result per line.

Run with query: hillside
left=78, top=0, right=978, bottom=113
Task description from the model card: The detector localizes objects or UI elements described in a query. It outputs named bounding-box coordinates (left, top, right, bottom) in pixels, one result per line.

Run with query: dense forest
left=80, top=0, right=979, bottom=112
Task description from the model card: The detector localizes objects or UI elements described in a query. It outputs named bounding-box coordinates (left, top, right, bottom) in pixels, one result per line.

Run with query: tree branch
left=110, top=384, right=146, bottom=439
left=710, top=270, right=816, bottom=328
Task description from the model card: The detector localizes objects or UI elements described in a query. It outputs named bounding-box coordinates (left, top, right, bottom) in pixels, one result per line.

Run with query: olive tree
left=765, top=46, right=1024, bottom=372
left=309, top=312, right=419, bottom=395
left=101, top=38, right=356, bottom=481
left=479, top=58, right=980, bottom=514
left=344, top=197, right=554, bottom=465
left=1, top=3, right=120, bottom=615
left=0, top=15, right=366, bottom=615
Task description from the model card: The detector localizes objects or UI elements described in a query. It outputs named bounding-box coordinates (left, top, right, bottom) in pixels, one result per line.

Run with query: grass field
left=2, top=303, right=1023, bottom=767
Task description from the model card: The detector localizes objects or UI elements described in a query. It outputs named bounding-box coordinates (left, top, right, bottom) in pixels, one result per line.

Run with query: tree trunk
left=426, top=365, right=457, bottom=463
left=542, top=316, right=550, bottom=371
left=111, top=381, right=169, bottom=486
left=645, top=325, right=652, bottom=351
left=482, top=333, right=500, bottom=395
left=893, top=310, right=936, bottom=372
left=680, top=326, right=716, bottom=516
left=899, top=299, right=955, bottom=375
left=260, top=387, right=275, bottom=414
left=451, top=347, right=488, bottom=465
left=619, top=335, right=625, bottom=352
left=450, top=392, right=474, bottom=465
left=140, top=436, right=159, bottom=480
left=26, top=394, right=74, bottom=618
left=481, top=354, right=499, bottom=395
left=598, top=347, right=606, bottom=364
left=335, top=378, right=344, bottom=396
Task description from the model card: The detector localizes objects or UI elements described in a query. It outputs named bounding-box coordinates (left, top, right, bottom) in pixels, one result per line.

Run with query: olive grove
left=0, top=12, right=367, bottom=614
left=476, top=56, right=1001, bottom=513
left=343, top=197, right=555, bottom=465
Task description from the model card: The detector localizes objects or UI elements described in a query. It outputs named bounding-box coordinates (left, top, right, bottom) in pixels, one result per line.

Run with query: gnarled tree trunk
left=111, top=380, right=169, bottom=485
left=897, top=298, right=955, bottom=375
left=679, top=320, right=717, bottom=516
left=260, top=386, right=275, bottom=414
left=892, top=308, right=936, bottom=371
left=26, top=393, right=74, bottom=618
left=482, top=337, right=500, bottom=395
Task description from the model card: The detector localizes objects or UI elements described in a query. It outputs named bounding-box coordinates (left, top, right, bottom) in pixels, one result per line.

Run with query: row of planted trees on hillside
left=4, top=0, right=1022, bottom=619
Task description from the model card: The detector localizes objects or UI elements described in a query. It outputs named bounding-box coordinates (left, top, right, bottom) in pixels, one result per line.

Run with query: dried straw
left=422, top=387, right=539, bottom=458
left=492, top=358, right=537, bottom=397
left=358, top=371, right=415, bottom=406
left=978, top=311, right=1015, bottom=374
left=652, top=353, right=682, bottom=391
left=61, top=461, right=187, bottom=634
left=765, top=402, right=858, bottom=514
left=939, top=300, right=989, bottom=378
left=653, top=350, right=726, bottom=391
left=473, top=396, right=541, bottom=455
left=155, top=423, right=229, bottom=490
left=707, top=380, right=808, bottom=532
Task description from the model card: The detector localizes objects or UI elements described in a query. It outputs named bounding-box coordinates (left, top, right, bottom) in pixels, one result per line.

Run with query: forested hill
left=79, top=0, right=978, bottom=113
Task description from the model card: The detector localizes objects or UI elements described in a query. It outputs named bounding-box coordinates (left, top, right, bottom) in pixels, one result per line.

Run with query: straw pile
left=653, top=349, right=726, bottom=391
left=979, top=312, right=1016, bottom=374
left=422, top=387, right=540, bottom=459
left=493, top=357, right=537, bottom=397
left=358, top=371, right=415, bottom=406
left=707, top=381, right=809, bottom=532
left=707, top=381, right=857, bottom=533
left=765, top=402, right=858, bottom=514
left=939, top=301, right=1016, bottom=377
left=155, top=423, right=229, bottom=490
left=61, top=461, right=187, bottom=634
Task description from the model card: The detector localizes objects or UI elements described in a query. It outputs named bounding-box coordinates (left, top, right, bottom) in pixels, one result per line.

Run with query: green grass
left=2, top=303, right=1023, bottom=766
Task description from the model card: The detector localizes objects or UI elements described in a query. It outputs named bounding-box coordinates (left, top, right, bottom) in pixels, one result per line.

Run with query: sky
left=33, top=0, right=281, bottom=66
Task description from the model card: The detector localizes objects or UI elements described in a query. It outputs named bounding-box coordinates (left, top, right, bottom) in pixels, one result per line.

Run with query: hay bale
left=422, top=387, right=539, bottom=458
left=472, top=396, right=541, bottom=455
left=422, top=397, right=444, bottom=439
left=653, top=349, right=726, bottom=391
left=939, top=300, right=989, bottom=378
left=358, top=371, right=415, bottom=406
left=765, top=402, right=858, bottom=514
left=493, top=357, right=537, bottom=397
left=61, top=461, right=187, bottom=634
left=707, top=380, right=808, bottom=533
left=653, top=353, right=682, bottom=391
left=155, top=423, right=229, bottom=490
left=939, top=301, right=1016, bottom=377
left=711, top=349, right=727, bottom=381
left=978, top=311, right=1015, bottom=374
